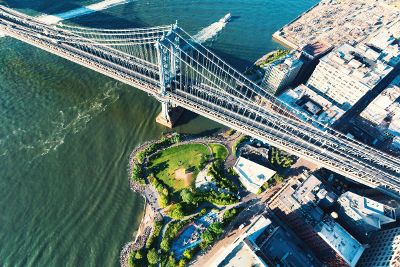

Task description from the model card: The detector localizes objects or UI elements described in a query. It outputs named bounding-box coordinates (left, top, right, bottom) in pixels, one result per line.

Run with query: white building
left=366, top=21, right=400, bottom=67
left=338, top=192, right=397, bottom=235
left=315, top=218, right=365, bottom=267
left=207, top=215, right=271, bottom=267
left=261, top=51, right=303, bottom=95
left=233, top=157, right=276, bottom=194
left=279, top=84, right=346, bottom=127
left=361, top=76, right=400, bottom=149
left=307, top=43, right=394, bottom=109
left=358, top=227, right=400, bottom=267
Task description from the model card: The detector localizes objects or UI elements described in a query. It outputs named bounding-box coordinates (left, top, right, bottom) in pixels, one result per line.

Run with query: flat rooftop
left=321, top=43, right=393, bottom=89
left=338, top=191, right=396, bottom=229
left=220, top=242, right=265, bottom=267
left=257, top=226, right=320, bottom=267
left=361, top=75, right=400, bottom=134
left=234, top=157, right=276, bottom=188
left=274, top=0, right=400, bottom=49
left=316, top=219, right=365, bottom=267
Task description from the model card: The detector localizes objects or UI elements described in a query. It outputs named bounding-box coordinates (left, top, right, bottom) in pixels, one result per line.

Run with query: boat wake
left=0, top=86, right=119, bottom=159
left=193, top=13, right=231, bottom=44
left=37, top=0, right=134, bottom=25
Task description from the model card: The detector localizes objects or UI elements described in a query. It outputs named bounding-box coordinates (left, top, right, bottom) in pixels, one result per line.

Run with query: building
left=268, top=173, right=366, bottom=266
left=279, top=84, right=346, bottom=127
left=357, top=227, right=400, bottom=267
left=215, top=215, right=271, bottom=267
left=215, top=215, right=320, bottom=267
left=261, top=51, right=303, bottom=95
left=307, top=43, right=394, bottom=109
left=337, top=191, right=397, bottom=239
left=233, top=156, right=276, bottom=194
left=366, top=22, right=400, bottom=68
left=360, top=76, right=400, bottom=150
left=315, top=218, right=365, bottom=267
left=272, top=0, right=400, bottom=50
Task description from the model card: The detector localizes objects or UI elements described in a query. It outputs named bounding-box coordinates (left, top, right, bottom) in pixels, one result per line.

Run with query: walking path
left=119, top=133, right=239, bottom=267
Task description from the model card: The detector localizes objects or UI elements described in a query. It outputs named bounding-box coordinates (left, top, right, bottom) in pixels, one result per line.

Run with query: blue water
left=0, top=0, right=317, bottom=266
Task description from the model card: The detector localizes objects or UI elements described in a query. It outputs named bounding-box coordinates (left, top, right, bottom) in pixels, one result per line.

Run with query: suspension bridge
left=1, top=5, right=400, bottom=198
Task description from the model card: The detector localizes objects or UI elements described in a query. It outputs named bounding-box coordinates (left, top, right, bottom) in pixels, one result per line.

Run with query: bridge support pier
left=155, top=101, right=183, bottom=128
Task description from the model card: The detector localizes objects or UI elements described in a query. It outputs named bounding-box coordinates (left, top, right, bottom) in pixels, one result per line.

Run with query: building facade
left=360, top=76, right=400, bottom=150
left=268, top=173, right=364, bottom=266
left=337, top=191, right=397, bottom=239
left=307, top=43, right=394, bottom=109
left=261, top=51, right=303, bottom=95
left=358, top=227, right=400, bottom=267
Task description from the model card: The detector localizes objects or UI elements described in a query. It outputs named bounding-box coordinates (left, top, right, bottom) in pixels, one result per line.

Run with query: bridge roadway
left=1, top=5, right=400, bottom=198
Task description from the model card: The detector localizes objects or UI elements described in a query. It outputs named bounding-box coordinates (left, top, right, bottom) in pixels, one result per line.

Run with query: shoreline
left=119, top=133, right=233, bottom=266
left=119, top=140, right=161, bottom=267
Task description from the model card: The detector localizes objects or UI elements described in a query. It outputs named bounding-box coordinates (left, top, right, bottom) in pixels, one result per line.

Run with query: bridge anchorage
left=1, top=5, right=400, bottom=199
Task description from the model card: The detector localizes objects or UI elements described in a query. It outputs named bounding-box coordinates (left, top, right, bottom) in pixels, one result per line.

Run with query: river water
left=0, top=0, right=317, bottom=266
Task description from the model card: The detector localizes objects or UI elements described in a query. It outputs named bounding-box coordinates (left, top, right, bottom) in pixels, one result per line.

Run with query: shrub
left=146, top=220, right=163, bottom=249
left=169, top=203, right=184, bottom=219
left=158, top=193, right=169, bottom=208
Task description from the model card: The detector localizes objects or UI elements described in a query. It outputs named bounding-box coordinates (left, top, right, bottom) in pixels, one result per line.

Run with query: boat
left=219, top=13, right=231, bottom=23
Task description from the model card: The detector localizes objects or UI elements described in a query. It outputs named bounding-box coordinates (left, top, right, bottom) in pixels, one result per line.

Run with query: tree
left=223, top=208, right=237, bottom=223
left=147, top=248, right=158, bottom=265
left=160, top=238, right=171, bottom=252
left=158, top=193, right=169, bottom=208
left=201, top=230, right=215, bottom=244
left=134, top=250, right=143, bottom=260
left=273, top=174, right=284, bottom=185
left=209, top=222, right=223, bottom=235
left=180, top=189, right=194, bottom=203
left=168, top=254, right=177, bottom=266
left=178, top=258, right=187, bottom=267
left=183, top=249, right=193, bottom=260
left=128, top=252, right=139, bottom=267
left=170, top=203, right=184, bottom=219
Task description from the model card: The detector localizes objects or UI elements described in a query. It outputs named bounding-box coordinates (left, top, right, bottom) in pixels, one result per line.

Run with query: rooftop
left=338, top=191, right=397, bottom=230
left=316, top=218, right=365, bottom=267
left=361, top=76, right=400, bottom=138
left=256, top=221, right=320, bottom=267
left=292, top=174, right=323, bottom=205
left=234, top=157, right=276, bottom=193
left=274, top=0, right=400, bottom=49
left=263, top=51, right=303, bottom=72
left=218, top=215, right=272, bottom=267
left=302, top=41, right=333, bottom=59
left=321, top=43, right=393, bottom=88
left=278, top=84, right=346, bottom=126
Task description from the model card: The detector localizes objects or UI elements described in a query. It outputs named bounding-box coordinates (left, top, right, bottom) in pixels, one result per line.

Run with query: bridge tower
left=155, top=23, right=183, bottom=128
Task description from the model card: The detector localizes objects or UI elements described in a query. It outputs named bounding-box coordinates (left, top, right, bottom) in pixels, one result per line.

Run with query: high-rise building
left=261, top=51, right=303, bottom=95
left=337, top=191, right=397, bottom=239
left=315, top=217, right=365, bottom=267
left=268, top=173, right=364, bottom=266
left=307, top=43, right=395, bottom=109
left=357, top=227, right=400, bottom=267
left=360, top=76, right=400, bottom=150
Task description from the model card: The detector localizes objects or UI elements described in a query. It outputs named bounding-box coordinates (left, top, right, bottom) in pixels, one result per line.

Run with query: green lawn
left=148, top=144, right=210, bottom=193
left=209, top=143, right=228, bottom=161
